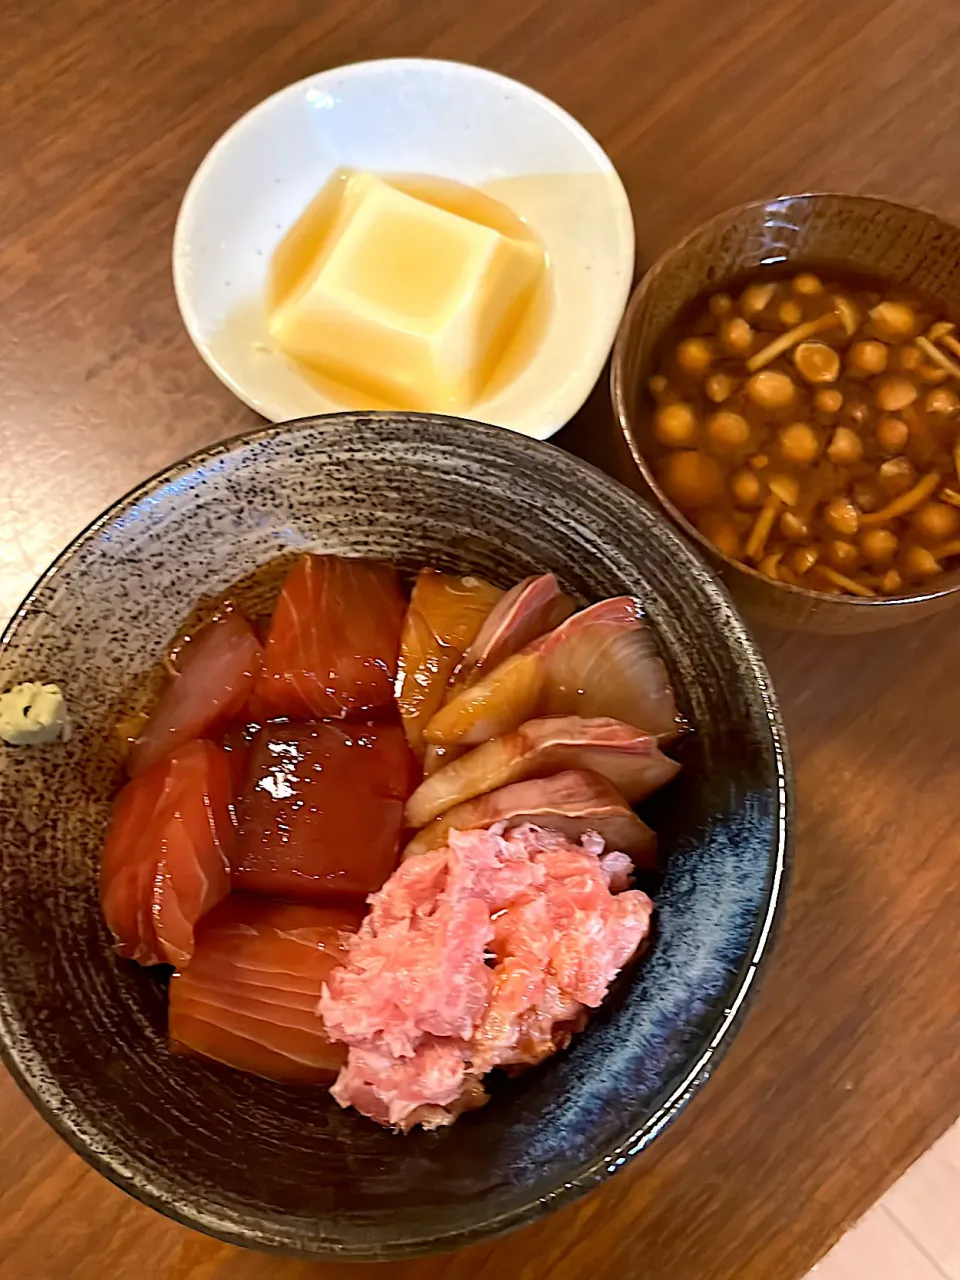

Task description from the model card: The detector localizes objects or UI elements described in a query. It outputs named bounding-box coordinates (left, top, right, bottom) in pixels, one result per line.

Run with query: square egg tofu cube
left=268, top=173, right=544, bottom=410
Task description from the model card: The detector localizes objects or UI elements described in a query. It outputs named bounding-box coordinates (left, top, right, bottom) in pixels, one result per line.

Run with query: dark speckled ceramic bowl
left=612, top=193, right=960, bottom=634
left=0, top=414, right=792, bottom=1260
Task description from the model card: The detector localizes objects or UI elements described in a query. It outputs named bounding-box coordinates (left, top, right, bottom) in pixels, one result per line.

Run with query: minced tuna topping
left=320, top=822, right=653, bottom=1131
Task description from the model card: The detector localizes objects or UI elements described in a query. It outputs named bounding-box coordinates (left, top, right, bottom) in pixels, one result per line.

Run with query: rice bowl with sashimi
left=0, top=412, right=791, bottom=1258
left=100, top=553, right=683, bottom=1130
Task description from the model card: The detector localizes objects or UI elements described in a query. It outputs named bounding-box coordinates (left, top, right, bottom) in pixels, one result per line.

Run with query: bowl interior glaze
left=612, top=193, right=960, bottom=633
left=0, top=414, right=790, bottom=1259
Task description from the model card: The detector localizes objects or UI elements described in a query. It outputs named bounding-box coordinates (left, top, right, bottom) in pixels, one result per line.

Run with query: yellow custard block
left=268, top=173, right=544, bottom=410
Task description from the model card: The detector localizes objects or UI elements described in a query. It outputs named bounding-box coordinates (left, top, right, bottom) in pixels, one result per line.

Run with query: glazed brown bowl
left=0, top=413, right=791, bottom=1259
left=611, top=192, right=960, bottom=634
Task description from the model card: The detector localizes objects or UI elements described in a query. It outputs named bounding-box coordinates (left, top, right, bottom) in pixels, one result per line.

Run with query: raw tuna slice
left=233, top=722, right=416, bottom=902
left=253, top=554, right=406, bottom=721
left=402, top=769, right=658, bottom=867
left=406, top=715, right=680, bottom=828
left=396, top=569, right=502, bottom=758
left=128, top=611, right=261, bottom=777
left=220, top=724, right=255, bottom=797
left=322, top=823, right=653, bottom=1130
left=422, top=596, right=680, bottom=751
left=100, top=740, right=234, bottom=967
left=169, top=896, right=363, bottom=1082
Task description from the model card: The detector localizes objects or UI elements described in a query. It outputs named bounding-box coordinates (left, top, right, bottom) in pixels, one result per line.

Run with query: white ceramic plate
left=173, top=58, right=634, bottom=440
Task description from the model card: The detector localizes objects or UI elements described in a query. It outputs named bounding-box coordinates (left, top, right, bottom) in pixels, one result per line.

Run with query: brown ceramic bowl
left=611, top=192, right=960, bottom=633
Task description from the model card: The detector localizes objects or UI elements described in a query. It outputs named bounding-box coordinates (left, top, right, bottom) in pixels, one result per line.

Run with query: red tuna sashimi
left=396, top=569, right=502, bottom=758
left=253, top=554, right=406, bottom=721
left=169, top=896, right=364, bottom=1082
left=219, top=724, right=255, bottom=797
left=322, top=823, right=653, bottom=1130
left=128, top=611, right=261, bottom=778
left=234, top=722, right=416, bottom=902
left=423, top=596, right=680, bottom=750
left=406, top=715, right=680, bottom=828
left=402, top=769, right=658, bottom=867
left=100, top=740, right=234, bottom=967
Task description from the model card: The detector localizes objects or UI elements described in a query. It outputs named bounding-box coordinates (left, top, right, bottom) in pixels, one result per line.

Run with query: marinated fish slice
left=253, top=554, right=407, bottom=720
left=177, top=986, right=329, bottom=1042
left=219, top=724, right=254, bottom=797
left=169, top=897, right=362, bottom=1081
left=540, top=598, right=681, bottom=741
left=174, top=994, right=348, bottom=1077
left=418, top=573, right=572, bottom=775
left=233, top=721, right=416, bottom=902
left=152, top=751, right=236, bottom=969
left=422, top=596, right=680, bottom=753
left=405, top=715, right=680, bottom=828
left=421, top=743, right=452, bottom=777
left=100, top=740, right=234, bottom=967
left=421, top=651, right=545, bottom=749
left=453, top=572, right=574, bottom=689
left=100, top=829, right=164, bottom=966
left=118, top=854, right=167, bottom=965
left=183, top=975, right=329, bottom=1015
left=402, top=769, right=658, bottom=866
left=128, top=611, right=262, bottom=778
left=152, top=817, right=218, bottom=971
left=396, top=569, right=502, bottom=757
left=170, top=1011, right=332, bottom=1083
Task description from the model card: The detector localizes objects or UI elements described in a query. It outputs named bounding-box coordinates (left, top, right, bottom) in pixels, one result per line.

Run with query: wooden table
left=2, top=1, right=959, bottom=1277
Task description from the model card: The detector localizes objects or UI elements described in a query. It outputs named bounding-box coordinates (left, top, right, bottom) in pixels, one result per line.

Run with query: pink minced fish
left=321, top=823, right=653, bottom=1131
left=401, top=768, right=658, bottom=867
left=422, top=597, right=680, bottom=751
left=405, top=715, right=680, bottom=829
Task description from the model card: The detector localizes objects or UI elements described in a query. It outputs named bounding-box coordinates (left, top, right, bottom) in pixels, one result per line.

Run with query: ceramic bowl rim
left=611, top=190, right=960, bottom=614
left=0, top=412, right=793, bottom=1259
left=171, top=57, right=636, bottom=441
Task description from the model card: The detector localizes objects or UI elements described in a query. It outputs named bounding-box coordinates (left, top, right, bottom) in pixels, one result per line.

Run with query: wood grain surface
left=1, top=1, right=959, bottom=1277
